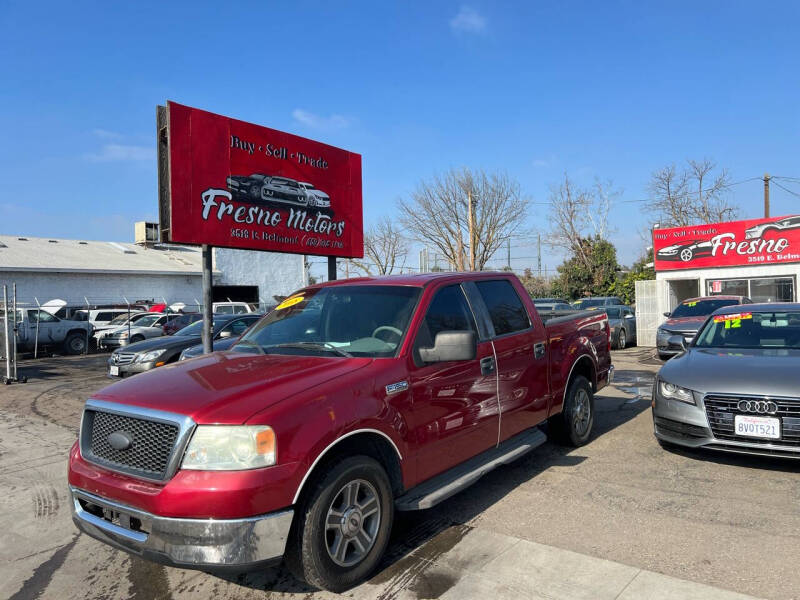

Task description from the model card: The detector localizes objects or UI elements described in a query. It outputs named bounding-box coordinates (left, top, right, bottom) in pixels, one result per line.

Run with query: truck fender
left=291, top=428, right=403, bottom=505
left=556, top=353, right=596, bottom=412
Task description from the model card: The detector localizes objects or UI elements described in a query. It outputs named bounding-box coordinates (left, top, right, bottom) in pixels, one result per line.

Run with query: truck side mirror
left=419, top=331, right=477, bottom=363
left=663, top=312, right=671, bottom=318
left=666, top=335, right=687, bottom=351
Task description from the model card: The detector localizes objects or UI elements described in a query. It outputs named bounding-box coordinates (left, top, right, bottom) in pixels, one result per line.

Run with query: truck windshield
left=234, top=285, right=420, bottom=358
left=694, top=311, right=800, bottom=349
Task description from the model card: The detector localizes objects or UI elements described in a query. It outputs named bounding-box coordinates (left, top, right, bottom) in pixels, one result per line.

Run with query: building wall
left=0, top=271, right=202, bottom=306
left=656, top=263, right=800, bottom=302
left=214, top=249, right=305, bottom=304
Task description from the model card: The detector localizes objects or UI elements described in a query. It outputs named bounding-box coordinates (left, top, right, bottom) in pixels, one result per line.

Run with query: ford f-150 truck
left=68, top=273, right=612, bottom=591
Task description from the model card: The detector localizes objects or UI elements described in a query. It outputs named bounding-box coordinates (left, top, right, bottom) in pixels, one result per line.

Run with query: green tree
left=610, top=249, right=654, bottom=305
left=551, top=237, right=619, bottom=300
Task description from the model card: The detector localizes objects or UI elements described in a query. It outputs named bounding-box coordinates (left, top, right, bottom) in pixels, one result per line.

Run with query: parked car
left=298, top=182, right=331, bottom=208
left=108, top=314, right=261, bottom=377
left=653, top=303, right=800, bottom=459
left=657, top=296, right=751, bottom=360
left=179, top=332, right=243, bottom=360
left=656, top=240, right=713, bottom=262
left=100, top=313, right=181, bottom=349
left=603, top=306, right=636, bottom=349
left=94, top=312, right=162, bottom=347
left=533, top=302, right=573, bottom=312
left=212, top=301, right=255, bottom=315
left=532, top=297, right=569, bottom=305
left=68, top=273, right=612, bottom=591
left=573, top=296, right=624, bottom=310
left=162, top=312, right=203, bottom=336
left=2, top=308, right=92, bottom=355
left=75, top=308, right=143, bottom=332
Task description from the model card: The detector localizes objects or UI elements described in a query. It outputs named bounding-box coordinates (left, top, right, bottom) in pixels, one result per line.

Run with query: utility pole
left=537, top=233, right=542, bottom=277
left=506, top=238, right=511, bottom=270
left=467, top=188, right=476, bottom=271
left=764, top=173, right=771, bottom=218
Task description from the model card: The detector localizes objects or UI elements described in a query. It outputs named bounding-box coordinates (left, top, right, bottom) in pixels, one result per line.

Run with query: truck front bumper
left=70, top=487, right=293, bottom=569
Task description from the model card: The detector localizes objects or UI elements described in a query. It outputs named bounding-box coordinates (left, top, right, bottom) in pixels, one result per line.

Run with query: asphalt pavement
left=1, top=349, right=798, bottom=599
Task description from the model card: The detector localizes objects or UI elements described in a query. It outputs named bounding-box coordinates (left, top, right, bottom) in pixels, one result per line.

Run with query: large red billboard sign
left=158, top=102, right=363, bottom=257
left=654, top=215, right=800, bottom=271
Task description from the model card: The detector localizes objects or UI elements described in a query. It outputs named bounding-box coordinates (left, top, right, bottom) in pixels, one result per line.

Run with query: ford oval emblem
left=108, top=431, right=133, bottom=451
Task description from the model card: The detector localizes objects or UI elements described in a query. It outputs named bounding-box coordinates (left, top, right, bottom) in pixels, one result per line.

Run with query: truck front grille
left=704, top=394, right=800, bottom=447
left=81, top=409, right=182, bottom=480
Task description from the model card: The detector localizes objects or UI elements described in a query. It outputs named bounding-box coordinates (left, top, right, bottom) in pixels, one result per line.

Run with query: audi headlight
left=658, top=379, right=695, bottom=405
left=182, top=426, right=276, bottom=470
left=136, top=349, right=166, bottom=363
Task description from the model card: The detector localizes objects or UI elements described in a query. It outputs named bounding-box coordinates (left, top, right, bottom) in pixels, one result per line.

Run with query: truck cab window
left=415, top=285, right=477, bottom=354
left=475, top=280, right=530, bottom=336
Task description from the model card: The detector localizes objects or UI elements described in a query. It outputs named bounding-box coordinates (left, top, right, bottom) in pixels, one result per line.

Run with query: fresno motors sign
left=654, top=215, right=800, bottom=271
left=158, top=102, right=363, bottom=257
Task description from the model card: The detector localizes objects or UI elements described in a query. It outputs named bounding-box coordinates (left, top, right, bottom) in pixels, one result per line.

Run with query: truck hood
left=659, top=347, right=800, bottom=397
left=91, top=351, right=373, bottom=423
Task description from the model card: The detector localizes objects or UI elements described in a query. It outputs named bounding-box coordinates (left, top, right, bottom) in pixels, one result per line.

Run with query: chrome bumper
left=71, top=487, right=293, bottom=568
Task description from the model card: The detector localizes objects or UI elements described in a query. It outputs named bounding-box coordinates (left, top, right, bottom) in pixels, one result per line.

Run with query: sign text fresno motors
left=653, top=215, right=800, bottom=271
left=159, top=102, right=363, bottom=257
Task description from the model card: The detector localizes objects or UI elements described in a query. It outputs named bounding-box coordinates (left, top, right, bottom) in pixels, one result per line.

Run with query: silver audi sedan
left=653, top=303, right=800, bottom=459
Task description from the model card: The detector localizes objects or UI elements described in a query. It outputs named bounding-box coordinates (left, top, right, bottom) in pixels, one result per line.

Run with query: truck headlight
left=136, top=349, right=166, bottom=363
left=182, top=425, right=276, bottom=470
left=658, top=380, right=695, bottom=405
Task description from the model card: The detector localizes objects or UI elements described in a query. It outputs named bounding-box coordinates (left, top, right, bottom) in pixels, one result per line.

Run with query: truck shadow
left=214, top=370, right=653, bottom=595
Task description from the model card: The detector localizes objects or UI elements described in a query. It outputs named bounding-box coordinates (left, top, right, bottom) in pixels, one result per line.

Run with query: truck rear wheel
left=286, top=455, right=394, bottom=592
left=549, top=375, right=594, bottom=446
left=63, top=332, right=87, bottom=355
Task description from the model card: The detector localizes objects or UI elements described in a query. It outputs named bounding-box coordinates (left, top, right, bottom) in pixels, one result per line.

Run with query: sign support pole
left=328, top=256, right=337, bottom=282
left=202, top=245, right=213, bottom=353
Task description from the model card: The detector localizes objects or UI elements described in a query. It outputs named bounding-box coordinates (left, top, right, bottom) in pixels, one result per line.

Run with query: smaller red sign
left=654, top=215, right=800, bottom=271
left=711, top=280, right=722, bottom=293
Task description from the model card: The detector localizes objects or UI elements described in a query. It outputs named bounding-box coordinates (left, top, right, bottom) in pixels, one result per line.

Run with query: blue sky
left=1, top=1, right=799, bottom=274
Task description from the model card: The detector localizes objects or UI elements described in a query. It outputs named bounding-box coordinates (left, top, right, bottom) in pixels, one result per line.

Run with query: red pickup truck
left=68, top=273, right=612, bottom=591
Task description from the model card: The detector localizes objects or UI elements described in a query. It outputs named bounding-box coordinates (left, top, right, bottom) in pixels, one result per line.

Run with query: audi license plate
left=109, top=365, right=120, bottom=377
left=734, top=415, right=780, bottom=440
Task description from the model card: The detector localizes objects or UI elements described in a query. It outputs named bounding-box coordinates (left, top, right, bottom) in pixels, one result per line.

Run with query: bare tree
left=347, top=217, right=408, bottom=276
left=398, top=168, right=529, bottom=271
left=646, top=159, right=737, bottom=227
left=547, top=173, right=618, bottom=268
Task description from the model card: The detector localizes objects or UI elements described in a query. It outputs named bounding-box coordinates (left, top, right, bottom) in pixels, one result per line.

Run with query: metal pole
left=764, top=173, right=770, bottom=218
left=12, top=284, right=17, bottom=380
left=84, top=297, right=90, bottom=355
left=202, top=244, right=213, bottom=353
left=34, top=298, right=40, bottom=359
left=327, top=256, right=337, bottom=282
left=3, top=286, right=10, bottom=381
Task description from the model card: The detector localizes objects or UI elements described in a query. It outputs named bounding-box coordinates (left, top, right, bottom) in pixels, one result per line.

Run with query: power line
left=772, top=180, right=800, bottom=199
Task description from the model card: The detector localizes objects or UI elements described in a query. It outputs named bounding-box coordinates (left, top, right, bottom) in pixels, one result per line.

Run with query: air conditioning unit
left=134, top=222, right=160, bottom=245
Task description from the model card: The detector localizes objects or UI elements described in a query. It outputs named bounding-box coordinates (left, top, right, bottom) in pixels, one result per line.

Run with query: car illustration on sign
left=656, top=240, right=714, bottom=262
left=744, top=215, right=800, bottom=239
left=226, top=173, right=270, bottom=201
left=298, top=182, right=331, bottom=208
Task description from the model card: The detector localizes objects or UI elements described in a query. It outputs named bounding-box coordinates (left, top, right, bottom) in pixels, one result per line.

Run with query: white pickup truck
left=1, top=308, right=93, bottom=356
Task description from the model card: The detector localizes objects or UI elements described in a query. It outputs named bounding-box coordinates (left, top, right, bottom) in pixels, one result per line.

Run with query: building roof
left=0, top=235, right=207, bottom=276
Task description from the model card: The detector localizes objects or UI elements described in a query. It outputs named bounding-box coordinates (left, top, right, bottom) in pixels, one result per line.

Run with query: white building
left=0, top=233, right=305, bottom=310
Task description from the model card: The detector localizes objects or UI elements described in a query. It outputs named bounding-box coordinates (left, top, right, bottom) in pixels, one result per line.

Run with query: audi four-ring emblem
left=737, top=400, right=778, bottom=415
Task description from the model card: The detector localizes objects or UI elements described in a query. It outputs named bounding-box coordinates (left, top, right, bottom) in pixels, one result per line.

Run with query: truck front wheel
left=549, top=375, right=594, bottom=446
left=286, top=455, right=394, bottom=592
left=63, top=332, right=87, bottom=355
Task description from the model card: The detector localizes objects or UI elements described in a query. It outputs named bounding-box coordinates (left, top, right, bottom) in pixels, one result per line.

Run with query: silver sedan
left=653, top=303, right=800, bottom=459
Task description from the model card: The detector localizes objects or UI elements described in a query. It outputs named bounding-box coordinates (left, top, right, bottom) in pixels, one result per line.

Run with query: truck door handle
left=533, top=342, right=546, bottom=359
left=480, top=356, right=496, bottom=375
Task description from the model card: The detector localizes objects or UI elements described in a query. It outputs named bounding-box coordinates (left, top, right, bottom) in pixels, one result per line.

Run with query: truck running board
left=394, top=428, right=547, bottom=511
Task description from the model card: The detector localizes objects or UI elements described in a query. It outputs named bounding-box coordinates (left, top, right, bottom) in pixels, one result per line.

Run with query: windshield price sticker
left=686, top=301, right=698, bottom=307
left=713, top=312, right=752, bottom=328
left=276, top=295, right=305, bottom=310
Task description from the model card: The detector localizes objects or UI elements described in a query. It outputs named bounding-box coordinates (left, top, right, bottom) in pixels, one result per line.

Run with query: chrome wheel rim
left=573, top=388, right=591, bottom=437
left=325, top=479, right=381, bottom=567
left=680, top=249, right=692, bottom=261
left=618, top=330, right=626, bottom=349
